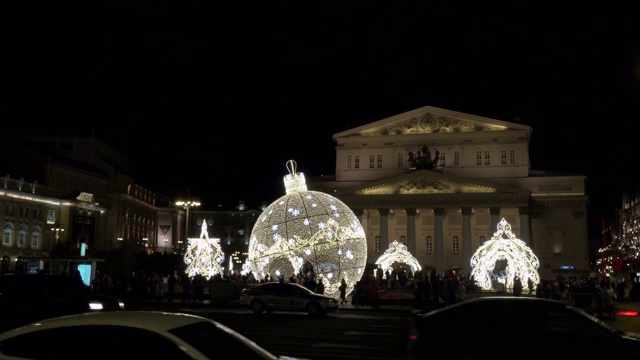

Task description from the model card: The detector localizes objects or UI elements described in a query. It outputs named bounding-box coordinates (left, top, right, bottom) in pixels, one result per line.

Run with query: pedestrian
left=167, top=270, right=178, bottom=302
left=181, top=271, right=192, bottom=302
left=316, top=277, right=325, bottom=294
left=513, top=276, right=523, bottom=296
left=339, top=278, right=347, bottom=305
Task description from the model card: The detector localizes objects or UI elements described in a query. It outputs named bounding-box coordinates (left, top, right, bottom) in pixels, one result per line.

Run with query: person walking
left=513, top=276, right=523, bottom=296
left=316, top=277, right=325, bottom=294
left=339, top=278, right=348, bottom=305
left=167, top=270, right=178, bottom=302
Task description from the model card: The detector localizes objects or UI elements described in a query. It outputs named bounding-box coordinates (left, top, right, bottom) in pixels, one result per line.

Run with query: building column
left=490, top=207, right=501, bottom=232
left=405, top=208, right=417, bottom=255
left=518, top=206, right=530, bottom=246
left=461, top=207, right=473, bottom=277
left=352, top=208, right=364, bottom=225
left=434, top=208, right=445, bottom=276
left=379, top=208, right=390, bottom=252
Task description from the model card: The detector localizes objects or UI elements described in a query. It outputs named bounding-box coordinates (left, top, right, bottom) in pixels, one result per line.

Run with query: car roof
left=0, top=311, right=210, bottom=336
left=418, top=296, right=568, bottom=314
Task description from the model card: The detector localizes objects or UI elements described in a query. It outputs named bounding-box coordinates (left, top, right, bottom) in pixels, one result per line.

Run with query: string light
left=470, top=218, right=540, bottom=291
left=183, top=221, right=225, bottom=278
left=244, top=160, right=368, bottom=300
left=375, top=240, right=422, bottom=277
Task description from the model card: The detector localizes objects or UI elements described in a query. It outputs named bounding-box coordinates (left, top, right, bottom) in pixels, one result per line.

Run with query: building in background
left=0, top=134, right=182, bottom=277
left=308, top=105, right=591, bottom=280
left=598, top=188, right=640, bottom=281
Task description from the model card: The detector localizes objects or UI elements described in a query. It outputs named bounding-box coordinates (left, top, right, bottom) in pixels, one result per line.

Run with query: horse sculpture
left=407, top=145, right=439, bottom=169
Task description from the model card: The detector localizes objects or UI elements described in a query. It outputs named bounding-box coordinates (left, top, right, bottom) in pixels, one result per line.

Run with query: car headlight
left=89, top=301, right=104, bottom=311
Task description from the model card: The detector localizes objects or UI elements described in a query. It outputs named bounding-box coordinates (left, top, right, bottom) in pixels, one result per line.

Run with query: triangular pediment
left=349, top=170, right=529, bottom=196
left=333, top=105, right=530, bottom=138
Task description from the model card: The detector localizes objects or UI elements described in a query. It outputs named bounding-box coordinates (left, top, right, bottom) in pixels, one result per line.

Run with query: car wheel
left=306, top=302, right=321, bottom=316
left=250, top=300, right=265, bottom=314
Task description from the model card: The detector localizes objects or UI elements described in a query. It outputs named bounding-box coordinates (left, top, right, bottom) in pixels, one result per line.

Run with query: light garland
left=375, top=240, right=422, bottom=278
left=469, top=218, right=540, bottom=291
left=183, top=221, right=225, bottom=278
left=245, top=160, right=368, bottom=300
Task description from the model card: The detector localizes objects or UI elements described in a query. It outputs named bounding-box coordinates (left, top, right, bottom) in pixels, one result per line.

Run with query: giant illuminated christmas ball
left=245, top=160, right=367, bottom=300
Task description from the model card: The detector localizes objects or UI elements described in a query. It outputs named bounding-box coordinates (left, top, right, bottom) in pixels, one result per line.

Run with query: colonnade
left=352, top=206, right=531, bottom=275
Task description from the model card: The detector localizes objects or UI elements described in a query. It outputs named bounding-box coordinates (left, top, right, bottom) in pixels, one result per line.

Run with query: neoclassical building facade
left=308, top=105, right=590, bottom=280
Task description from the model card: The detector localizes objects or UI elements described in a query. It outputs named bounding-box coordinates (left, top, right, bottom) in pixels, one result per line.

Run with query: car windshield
left=169, top=321, right=273, bottom=360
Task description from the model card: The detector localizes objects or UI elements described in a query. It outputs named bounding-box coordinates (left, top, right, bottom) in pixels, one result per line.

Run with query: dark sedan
left=239, top=282, right=339, bottom=316
left=0, top=272, right=124, bottom=331
left=409, top=296, right=640, bottom=360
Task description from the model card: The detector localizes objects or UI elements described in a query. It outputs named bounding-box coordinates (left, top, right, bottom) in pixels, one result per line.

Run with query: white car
left=0, top=311, right=304, bottom=360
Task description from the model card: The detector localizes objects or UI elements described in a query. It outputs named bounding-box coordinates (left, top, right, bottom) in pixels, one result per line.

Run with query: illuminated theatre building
left=308, top=105, right=590, bottom=280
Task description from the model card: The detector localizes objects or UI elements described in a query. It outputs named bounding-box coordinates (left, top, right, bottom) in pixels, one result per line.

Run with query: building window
left=6, top=204, right=15, bottom=216
left=501, top=150, right=507, bottom=165
left=31, top=234, right=39, bottom=248
left=510, top=149, right=516, bottom=164
left=426, top=236, right=433, bottom=253
left=377, top=154, right=383, bottom=168
left=397, top=153, right=403, bottom=167
left=19, top=232, right=25, bottom=248
left=47, top=210, right=55, bottom=224
left=375, top=235, right=380, bottom=253
left=452, top=235, right=459, bottom=253
left=3, top=232, right=10, bottom=245
left=354, top=155, right=360, bottom=169
left=347, top=155, right=352, bottom=169
left=369, top=154, right=375, bottom=168
left=400, top=235, right=406, bottom=245
left=480, top=235, right=486, bottom=244
left=476, top=151, right=482, bottom=165
left=33, top=209, right=42, bottom=220
left=484, top=151, right=490, bottom=165
left=439, top=151, right=445, bottom=167
left=454, top=151, right=459, bottom=166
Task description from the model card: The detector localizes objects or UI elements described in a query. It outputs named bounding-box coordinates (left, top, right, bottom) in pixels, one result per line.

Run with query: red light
left=616, top=310, right=638, bottom=317
left=409, top=334, right=418, bottom=340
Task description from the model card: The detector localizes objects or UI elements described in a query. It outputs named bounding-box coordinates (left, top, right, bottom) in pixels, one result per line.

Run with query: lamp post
left=175, top=200, right=201, bottom=252
left=51, top=226, right=64, bottom=244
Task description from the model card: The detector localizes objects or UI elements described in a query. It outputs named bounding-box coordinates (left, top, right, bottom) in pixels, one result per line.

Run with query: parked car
left=0, top=272, right=124, bottom=331
left=239, top=282, right=339, bottom=316
left=409, top=296, right=640, bottom=360
left=0, top=311, right=305, bottom=360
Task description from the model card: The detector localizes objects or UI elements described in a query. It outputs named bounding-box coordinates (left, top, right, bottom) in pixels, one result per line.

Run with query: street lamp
left=175, top=200, right=201, bottom=251
left=51, top=226, right=64, bottom=243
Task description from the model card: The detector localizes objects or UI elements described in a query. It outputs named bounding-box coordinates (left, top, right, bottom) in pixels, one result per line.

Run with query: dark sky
left=6, top=1, right=639, bottom=239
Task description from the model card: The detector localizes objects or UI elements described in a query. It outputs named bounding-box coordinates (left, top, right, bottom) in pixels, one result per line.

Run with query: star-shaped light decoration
left=375, top=240, right=422, bottom=278
left=469, top=218, right=540, bottom=291
left=244, top=160, right=367, bottom=300
left=183, top=220, right=225, bottom=279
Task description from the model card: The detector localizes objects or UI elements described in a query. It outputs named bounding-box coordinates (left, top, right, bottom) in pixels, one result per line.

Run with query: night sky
left=5, top=1, right=639, bottom=240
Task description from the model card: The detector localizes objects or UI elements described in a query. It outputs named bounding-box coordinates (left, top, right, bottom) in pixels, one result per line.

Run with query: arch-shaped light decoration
left=244, top=160, right=367, bottom=300
left=183, top=221, right=225, bottom=278
left=469, top=218, right=540, bottom=291
left=374, top=240, right=422, bottom=278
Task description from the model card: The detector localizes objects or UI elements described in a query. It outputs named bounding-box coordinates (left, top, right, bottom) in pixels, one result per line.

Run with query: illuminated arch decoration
left=245, top=160, right=368, bottom=300
left=374, top=240, right=422, bottom=278
left=183, top=221, right=225, bottom=278
left=469, top=218, right=540, bottom=291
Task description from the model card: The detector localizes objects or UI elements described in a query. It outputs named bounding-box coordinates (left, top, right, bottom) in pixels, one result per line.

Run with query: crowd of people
left=88, top=266, right=640, bottom=317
